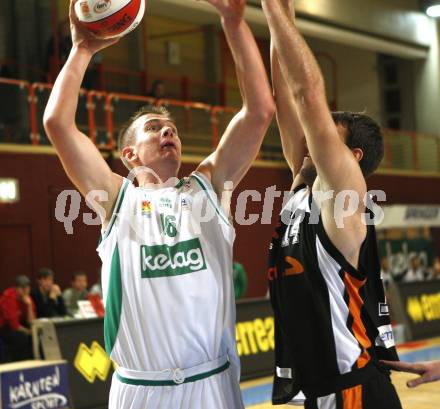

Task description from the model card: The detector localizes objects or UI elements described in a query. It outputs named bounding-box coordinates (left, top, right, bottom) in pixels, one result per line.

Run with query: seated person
left=63, top=271, right=89, bottom=317
left=429, top=256, right=440, bottom=280
left=147, top=79, right=166, bottom=100
left=31, top=268, right=67, bottom=318
left=403, top=255, right=427, bottom=282
left=0, top=275, right=35, bottom=362
left=90, top=268, right=102, bottom=298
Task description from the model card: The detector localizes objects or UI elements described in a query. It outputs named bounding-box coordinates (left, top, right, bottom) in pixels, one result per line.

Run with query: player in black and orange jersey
left=261, top=0, right=402, bottom=408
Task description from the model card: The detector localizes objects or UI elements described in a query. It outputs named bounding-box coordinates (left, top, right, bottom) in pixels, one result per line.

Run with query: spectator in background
left=380, top=256, right=393, bottom=288
left=428, top=256, right=440, bottom=280
left=0, top=275, right=35, bottom=362
left=90, top=268, right=102, bottom=298
left=31, top=268, right=67, bottom=318
left=46, top=20, right=72, bottom=79
left=63, top=271, right=89, bottom=317
left=403, top=255, right=426, bottom=282
left=148, top=80, right=166, bottom=100
left=233, top=261, right=247, bottom=299
left=46, top=19, right=101, bottom=89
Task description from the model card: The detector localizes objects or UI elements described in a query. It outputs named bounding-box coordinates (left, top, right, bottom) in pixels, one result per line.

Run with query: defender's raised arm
left=261, top=0, right=366, bottom=196
left=270, top=0, right=306, bottom=189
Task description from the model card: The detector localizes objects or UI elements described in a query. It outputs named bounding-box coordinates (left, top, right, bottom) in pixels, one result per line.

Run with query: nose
left=162, top=126, right=175, bottom=138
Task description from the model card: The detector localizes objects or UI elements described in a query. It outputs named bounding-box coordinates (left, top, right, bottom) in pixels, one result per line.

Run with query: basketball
left=74, top=0, right=146, bottom=39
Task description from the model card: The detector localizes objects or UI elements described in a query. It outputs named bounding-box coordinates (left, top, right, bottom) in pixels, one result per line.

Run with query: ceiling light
left=421, top=1, right=440, bottom=17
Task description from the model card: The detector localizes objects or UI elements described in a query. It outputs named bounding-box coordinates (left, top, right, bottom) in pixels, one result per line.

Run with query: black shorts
left=304, top=371, right=402, bottom=409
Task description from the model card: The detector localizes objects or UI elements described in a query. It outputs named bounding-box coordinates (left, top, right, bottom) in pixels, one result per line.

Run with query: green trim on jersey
left=116, top=361, right=230, bottom=386
left=191, top=173, right=231, bottom=226
left=104, top=244, right=123, bottom=355
left=101, top=178, right=129, bottom=242
left=175, top=177, right=185, bottom=189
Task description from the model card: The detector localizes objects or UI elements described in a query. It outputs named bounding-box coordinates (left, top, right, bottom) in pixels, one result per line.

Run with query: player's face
left=132, top=114, right=182, bottom=172
left=299, top=123, right=348, bottom=186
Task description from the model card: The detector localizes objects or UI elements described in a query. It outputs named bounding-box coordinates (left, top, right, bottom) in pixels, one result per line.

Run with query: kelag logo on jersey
left=140, top=238, right=206, bottom=278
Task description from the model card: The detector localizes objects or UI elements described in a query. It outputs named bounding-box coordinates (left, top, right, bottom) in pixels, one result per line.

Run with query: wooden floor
left=246, top=372, right=440, bottom=409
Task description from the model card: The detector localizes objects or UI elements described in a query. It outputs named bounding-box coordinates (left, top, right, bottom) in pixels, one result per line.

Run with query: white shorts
left=108, top=366, right=244, bottom=409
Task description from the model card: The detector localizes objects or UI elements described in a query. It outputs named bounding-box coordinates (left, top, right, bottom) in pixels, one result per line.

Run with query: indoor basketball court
left=1, top=1, right=440, bottom=409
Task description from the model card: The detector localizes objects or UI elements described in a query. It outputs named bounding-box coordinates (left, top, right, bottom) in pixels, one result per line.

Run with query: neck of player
left=135, top=162, right=180, bottom=188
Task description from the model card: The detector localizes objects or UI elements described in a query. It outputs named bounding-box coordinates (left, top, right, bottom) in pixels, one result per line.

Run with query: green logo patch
left=140, top=238, right=206, bottom=278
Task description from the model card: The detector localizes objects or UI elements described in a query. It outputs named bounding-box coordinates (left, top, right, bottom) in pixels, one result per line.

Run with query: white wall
left=247, top=0, right=431, bottom=47
left=306, top=37, right=381, bottom=122
left=414, top=19, right=440, bottom=135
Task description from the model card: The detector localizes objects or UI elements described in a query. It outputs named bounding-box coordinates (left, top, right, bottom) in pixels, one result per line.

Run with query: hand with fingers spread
left=70, top=0, right=119, bottom=56
left=204, top=0, right=245, bottom=22
left=380, top=360, right=440, bottom=387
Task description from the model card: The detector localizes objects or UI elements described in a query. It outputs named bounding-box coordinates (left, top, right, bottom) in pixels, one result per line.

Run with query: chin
left=300, top=165, right=317, bottom=187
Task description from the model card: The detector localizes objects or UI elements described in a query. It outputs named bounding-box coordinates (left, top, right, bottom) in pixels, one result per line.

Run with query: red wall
left=1, top=150, right=439, bottom=297
left=368, top=174, right=440, bottom=205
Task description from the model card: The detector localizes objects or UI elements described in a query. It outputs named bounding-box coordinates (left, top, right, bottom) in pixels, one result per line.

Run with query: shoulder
left=189, top=171, right=213, bottom=190
left=3, top=288, right=17, bottom=299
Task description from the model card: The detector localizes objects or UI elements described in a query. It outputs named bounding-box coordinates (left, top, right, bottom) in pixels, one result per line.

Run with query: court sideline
left=241, top=338, right=440, bottom=408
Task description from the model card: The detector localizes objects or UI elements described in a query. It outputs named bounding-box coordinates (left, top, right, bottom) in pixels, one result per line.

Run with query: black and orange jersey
left=268, top=185, right=399, bottom=405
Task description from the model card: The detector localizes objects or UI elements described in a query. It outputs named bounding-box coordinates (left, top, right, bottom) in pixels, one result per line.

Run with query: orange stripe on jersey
left=342, top=384, right=363, bottom=409
left=343, top=273, right=372, bottom=369
left=284, top=257, right=304, bottom=276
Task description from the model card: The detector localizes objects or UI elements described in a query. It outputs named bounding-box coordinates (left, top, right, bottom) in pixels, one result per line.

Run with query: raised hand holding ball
left=74, top=0, right=146, bottom=39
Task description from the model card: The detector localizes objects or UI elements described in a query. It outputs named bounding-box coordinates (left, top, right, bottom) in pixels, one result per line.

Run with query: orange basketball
left=74, top=0, right=146, bottom=39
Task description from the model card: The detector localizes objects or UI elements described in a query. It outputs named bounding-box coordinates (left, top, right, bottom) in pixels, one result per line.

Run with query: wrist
left=71, top=45, right=94, bottom=61
left=221, top=15, right=243, bottom=28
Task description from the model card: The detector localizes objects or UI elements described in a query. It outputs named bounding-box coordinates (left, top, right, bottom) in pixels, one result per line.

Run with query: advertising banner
left=0, top=361, right=70, bottom=409
left=389, top=280, right=440, bottom=340
left=36, top=299, right=275, bottom=408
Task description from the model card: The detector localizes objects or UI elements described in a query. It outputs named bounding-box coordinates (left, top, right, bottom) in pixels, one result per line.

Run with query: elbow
left=43, top=112, right=69, bottom=141
left=260, top=98, right=276, bottom=125
left=246, top=97, right=276, bottom=126
left=43, top=113, right=58, bottom=138
left=266, top=98, right=277, bottom=120
left=292, top=75, right=326, bottom=107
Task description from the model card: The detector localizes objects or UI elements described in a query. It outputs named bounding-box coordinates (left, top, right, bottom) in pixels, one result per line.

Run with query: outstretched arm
left=270, top=0, right=305, bottom=189
left=262, top=0, right=366, bottom=266
left=197, top=0, right=275, bottom=195
left=261, top=0, right=365, bottom=196
left=381, top=360, right=440, bottom=387
left=43, top=0, right=122, bottom=223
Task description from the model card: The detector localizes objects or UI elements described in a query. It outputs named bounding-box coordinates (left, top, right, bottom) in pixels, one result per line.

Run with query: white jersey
left=97, top=172, right=241, bottom=383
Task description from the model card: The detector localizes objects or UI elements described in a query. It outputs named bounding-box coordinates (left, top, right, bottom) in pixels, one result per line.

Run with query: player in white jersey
left=44, top=1, right=275, bottom=408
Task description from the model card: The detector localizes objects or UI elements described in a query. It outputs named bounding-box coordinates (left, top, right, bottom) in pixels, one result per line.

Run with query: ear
left=122, top=146, right=138, bottom=165
left=352, top=148, right=363, bottom=163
